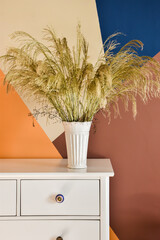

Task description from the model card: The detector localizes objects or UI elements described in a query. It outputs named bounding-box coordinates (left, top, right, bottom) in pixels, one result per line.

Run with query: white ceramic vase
left=63, top=121, right=92, bottom=169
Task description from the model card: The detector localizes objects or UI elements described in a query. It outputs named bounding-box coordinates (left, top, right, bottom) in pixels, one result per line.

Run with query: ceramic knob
left=56, top=237, right=63, bottom=240
left=55, top=194, right=64, bottom=203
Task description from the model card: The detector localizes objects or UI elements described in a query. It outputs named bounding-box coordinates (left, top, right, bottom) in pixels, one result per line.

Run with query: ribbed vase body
left=63, top=122, right=92, bottom=169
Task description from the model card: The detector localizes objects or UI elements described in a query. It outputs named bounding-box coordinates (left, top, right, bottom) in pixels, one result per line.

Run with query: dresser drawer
left=0, top=180, right=16, bottom=216
left=0, top=220, right=99, bottom=240
left=21, top=180, right=99, bottom=216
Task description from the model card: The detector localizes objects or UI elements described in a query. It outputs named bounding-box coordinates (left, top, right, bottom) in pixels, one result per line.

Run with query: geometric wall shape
left=94, top=54, right=160, bottom=240
left=53, top=53, right=160, bottom=240
left=89, top=90, right=160, bottom=240
left=0, top=70, right=61, bottom=158
left=96, top=0, right=160, bottom=57
left=110, top=228, right=119, bottom=240
left=52, top=133, right=67, bottom=158
left=96, top=0, right=160, bottom=238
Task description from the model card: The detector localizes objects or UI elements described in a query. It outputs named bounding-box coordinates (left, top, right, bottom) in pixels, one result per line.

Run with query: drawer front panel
left=0, top=220, right=99, bottom=240
left=21, top=180, right=99, bottom=216
left=0, top=180, right=16, bottom=216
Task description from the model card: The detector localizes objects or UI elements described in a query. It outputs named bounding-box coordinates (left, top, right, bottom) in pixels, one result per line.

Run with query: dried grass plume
left=1, top=25, right=160, bottom=122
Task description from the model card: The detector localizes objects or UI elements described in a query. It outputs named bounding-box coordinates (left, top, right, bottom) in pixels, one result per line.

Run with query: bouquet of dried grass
left=1, top=25, right=160, bottom=122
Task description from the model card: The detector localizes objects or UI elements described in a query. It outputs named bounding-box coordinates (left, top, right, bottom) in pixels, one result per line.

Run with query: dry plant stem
left=1, top=25, right=160, bottom=122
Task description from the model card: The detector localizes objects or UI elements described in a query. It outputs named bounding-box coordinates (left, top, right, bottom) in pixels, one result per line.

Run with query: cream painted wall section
left=0, top=0, right=103, bottom=141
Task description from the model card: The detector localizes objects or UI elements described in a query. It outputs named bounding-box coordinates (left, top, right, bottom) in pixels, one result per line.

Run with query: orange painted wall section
left=110, top=228, right=119, bottom=240
left=0, top=70, right=61, bottom=158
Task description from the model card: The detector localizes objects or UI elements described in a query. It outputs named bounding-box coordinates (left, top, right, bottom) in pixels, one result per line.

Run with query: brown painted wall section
left=54, top=99, right=160, bottom=240
left=54, top=56, right=160, bottom=240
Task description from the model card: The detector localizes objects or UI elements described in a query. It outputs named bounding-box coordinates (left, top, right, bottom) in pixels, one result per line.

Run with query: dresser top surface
left=0, top=158, right=114, bottom=177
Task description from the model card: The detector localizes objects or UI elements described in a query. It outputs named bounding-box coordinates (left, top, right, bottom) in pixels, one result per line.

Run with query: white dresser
left=0, top=158, right=114, bottom=240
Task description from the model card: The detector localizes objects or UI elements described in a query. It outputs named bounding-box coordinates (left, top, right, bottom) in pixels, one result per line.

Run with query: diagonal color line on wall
left=52, top=133, right=67, bottom=158
left=0, top=69, right=61, bottom=158
left=110, top=228, right=119, bottom=240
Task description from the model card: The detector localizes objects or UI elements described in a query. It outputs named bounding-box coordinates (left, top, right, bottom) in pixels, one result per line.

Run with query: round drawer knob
left=56, top=237, right=63, bottom=240
left=55, top=194, right=64, bottom=203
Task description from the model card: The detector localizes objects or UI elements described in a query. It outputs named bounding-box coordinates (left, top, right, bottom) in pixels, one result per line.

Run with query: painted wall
left=95, top=1, right=160, bottom=239
left=96, top=0, right=160, bottom=57
left=1, top=0, right=160, bottom=239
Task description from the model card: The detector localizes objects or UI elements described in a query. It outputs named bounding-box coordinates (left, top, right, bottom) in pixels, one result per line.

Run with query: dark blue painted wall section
left=96, top=0, right=160, bottom=57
